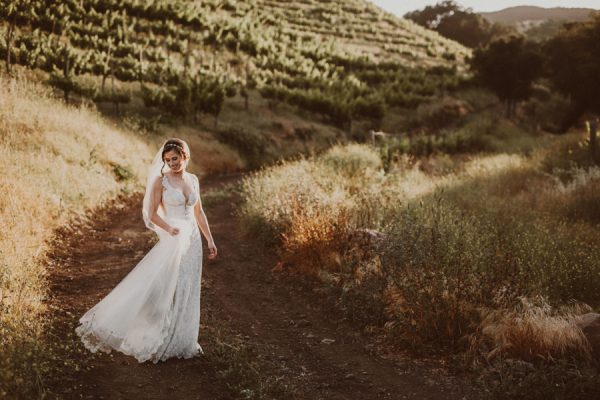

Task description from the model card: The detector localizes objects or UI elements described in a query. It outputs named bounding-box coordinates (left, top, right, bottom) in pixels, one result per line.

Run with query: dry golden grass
left=280, top=198, right=352, bottom=276
left=241, top=139, right=600, bottom=360
left=0, top=74, right=153, bottom=398
left=474, top=297, right=592, bottom=363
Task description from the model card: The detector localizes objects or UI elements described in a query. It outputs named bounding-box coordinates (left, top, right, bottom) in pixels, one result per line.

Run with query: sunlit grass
left=0, top=74, right=152, bottom=398
left=474, top=296, right=592, bottom=363
left=240, top=137, right=600, bottom=365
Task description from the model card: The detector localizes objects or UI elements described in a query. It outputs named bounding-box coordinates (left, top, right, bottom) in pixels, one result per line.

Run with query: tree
left=405, top=1, right=514, bottom=48
left=241, top=63, right=257, bottom=110
left=206, top=81, right=225, bottom=127
left=545, top=16, right=600, bottom=133
left=1, top=0, right=34, bottom=74
left=352, top=95, right=385, bottom=129
left=469, top=36, right=543, bottom=118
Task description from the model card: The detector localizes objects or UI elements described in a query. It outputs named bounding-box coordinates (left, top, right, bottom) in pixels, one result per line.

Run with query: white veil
left=142, top=139, right=191, bottom=235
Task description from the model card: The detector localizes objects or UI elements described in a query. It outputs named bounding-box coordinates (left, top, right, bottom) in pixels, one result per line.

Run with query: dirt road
left=46, top=173, right=475, bottom=400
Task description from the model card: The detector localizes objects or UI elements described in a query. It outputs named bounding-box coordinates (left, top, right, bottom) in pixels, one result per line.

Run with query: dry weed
left=0, top=74, right=152, bottom=397
left=473, top=297, right=592, bottom=363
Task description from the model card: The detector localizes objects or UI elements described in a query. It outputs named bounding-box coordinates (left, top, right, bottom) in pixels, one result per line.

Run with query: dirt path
left=46, top=173, right=476, bottom=400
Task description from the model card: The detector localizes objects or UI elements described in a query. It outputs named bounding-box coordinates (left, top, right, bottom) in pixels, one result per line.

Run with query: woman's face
left=163, top=149, right=185, bottom=172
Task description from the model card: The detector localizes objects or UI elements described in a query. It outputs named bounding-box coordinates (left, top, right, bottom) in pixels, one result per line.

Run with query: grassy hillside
left=0, top=0, right=469, bottom=136
left=0, top=73, right=155, bottom=398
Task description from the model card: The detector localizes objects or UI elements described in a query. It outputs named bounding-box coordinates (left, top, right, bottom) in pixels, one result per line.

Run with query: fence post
left=588, top=117, right=599, bottom=165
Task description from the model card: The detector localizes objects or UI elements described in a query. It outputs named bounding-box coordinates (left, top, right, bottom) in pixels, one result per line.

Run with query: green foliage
left=470, top=36, right=543, bottom=117
left=260, top=85, right=353, bottom=127
left=111, top=163, right=135, bottom=181
left=240, top=142, right=600, bottom=350
left=48, top=72, right=77, bottom=95
left=525, top=19, right=569, bottom=42
left=216, top=126, right=275, bottom=169
left=141, top=75, right=226, bottom=120
left=318, top=143, right=383, bottom=178
left=405, top=1, right=516, bottom=48
left=93, top=88, right=131, bottom=104
left=382, top=110, right=539, bottom=157
left=351, top=95, right=386, bottom=123
left=380, top=188, right=600, bottom=348
left=545, top=15, right=600, bottom=122
left=2, top=0, right=466, bottom=124
left=0, top=316, right=55, bottom=399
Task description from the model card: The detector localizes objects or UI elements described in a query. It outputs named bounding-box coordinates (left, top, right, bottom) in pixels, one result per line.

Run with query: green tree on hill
left=1, top=0, right=34, bottom=73
left=545, top=16, right=600, bottom=132
left=469, top=36, right=542, bottom=118
left=405, top=1, right=514, bottom=48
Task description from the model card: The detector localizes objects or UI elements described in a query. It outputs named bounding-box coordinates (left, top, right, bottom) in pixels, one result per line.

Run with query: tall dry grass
left=0, top=74, right=153, bottom=398
left=239, top=138, right=600, bottom=363
left=473, top=296, right=592, bottom=363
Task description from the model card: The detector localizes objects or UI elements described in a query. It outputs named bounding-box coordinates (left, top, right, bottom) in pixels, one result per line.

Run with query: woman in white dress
left=75, top=138, right=218, bottom=363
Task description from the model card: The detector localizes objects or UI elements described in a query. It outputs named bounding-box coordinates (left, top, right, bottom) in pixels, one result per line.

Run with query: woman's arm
left=192, top=176, right=217, bottom=259
left=149, top=177, right=179, bottom=236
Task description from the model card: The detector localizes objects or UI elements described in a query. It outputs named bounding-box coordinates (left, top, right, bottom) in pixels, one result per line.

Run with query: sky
left=370, top=1, right=600, bottom=17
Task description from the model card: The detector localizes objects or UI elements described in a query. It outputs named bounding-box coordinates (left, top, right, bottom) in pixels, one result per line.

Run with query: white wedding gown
left=75, top=174, right=203, bottom=363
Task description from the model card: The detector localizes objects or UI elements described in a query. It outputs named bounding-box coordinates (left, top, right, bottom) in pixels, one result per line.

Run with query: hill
left=481, top=6, right=596, bottom=24
left=481, top=6, right=598, bottom=41
left=0, top=0, right=468, bottom=137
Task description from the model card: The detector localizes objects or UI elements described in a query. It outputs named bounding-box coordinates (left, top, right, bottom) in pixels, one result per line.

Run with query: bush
left=318, top=143, right=383, bottom=179
left=380, top=197, right=526, bottom=348
left=241, top=143, right=600, bottom=349
left=216, top=127, right=275, bottom=169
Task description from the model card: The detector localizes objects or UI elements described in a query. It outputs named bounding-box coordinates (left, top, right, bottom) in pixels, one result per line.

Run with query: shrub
left=216, top=127, right=276, bottom=169
left=242, top=142, right=600, bottom=350
left=318, top=143, right=382, bottom=179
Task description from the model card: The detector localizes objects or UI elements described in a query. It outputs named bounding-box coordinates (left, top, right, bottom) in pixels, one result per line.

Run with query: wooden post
left=588, top=117, right=599, bottom=165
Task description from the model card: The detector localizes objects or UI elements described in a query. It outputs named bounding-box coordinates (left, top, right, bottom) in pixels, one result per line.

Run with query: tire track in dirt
left=46, top=173, right=475, bottom=399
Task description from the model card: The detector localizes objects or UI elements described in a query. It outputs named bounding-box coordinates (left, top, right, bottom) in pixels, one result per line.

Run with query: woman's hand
left=167, top=226, right=180, bottom=236
left=208, top=241, right=218, bottom=260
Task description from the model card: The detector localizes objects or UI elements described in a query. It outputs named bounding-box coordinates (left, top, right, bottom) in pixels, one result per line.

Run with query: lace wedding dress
left=75, top=173, right=203, bottom=363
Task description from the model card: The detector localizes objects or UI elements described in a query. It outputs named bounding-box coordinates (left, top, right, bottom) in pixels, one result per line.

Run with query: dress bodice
left=161, top=175, right=198, bottom=219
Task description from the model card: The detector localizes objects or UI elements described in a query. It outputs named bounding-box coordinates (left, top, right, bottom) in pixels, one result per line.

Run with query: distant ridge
left=481, top=6, right=597, bottom=24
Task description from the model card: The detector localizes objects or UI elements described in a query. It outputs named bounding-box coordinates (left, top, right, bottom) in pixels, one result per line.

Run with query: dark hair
left=161, top=138, right=188, bottom=175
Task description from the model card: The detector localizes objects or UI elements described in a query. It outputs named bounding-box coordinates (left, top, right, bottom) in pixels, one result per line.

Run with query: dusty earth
left=45, top=173, right=477, bottom=400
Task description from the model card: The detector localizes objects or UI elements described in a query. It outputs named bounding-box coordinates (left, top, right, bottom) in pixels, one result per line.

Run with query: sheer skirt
left=75, top=216, right=203, bottom=363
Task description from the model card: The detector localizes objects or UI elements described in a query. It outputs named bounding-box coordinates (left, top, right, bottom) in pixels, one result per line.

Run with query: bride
left=75, top=138, right=217, bottom=363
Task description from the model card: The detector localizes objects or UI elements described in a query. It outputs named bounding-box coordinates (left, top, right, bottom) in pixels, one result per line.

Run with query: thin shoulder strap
left=160, top=173, right=169, bottom=189
left=192, top=173, right=200, bottom=194
left=184, top=171, right=200, bottom=193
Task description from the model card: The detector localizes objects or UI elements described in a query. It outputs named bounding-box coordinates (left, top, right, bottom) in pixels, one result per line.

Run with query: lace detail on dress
left=151, top=224, right=203, bottom=362
left=75, top=173, right=204, bottom=363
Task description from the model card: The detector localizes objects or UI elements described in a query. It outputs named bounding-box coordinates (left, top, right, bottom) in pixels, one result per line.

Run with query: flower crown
left=164, top=142, right=184, bottom=152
